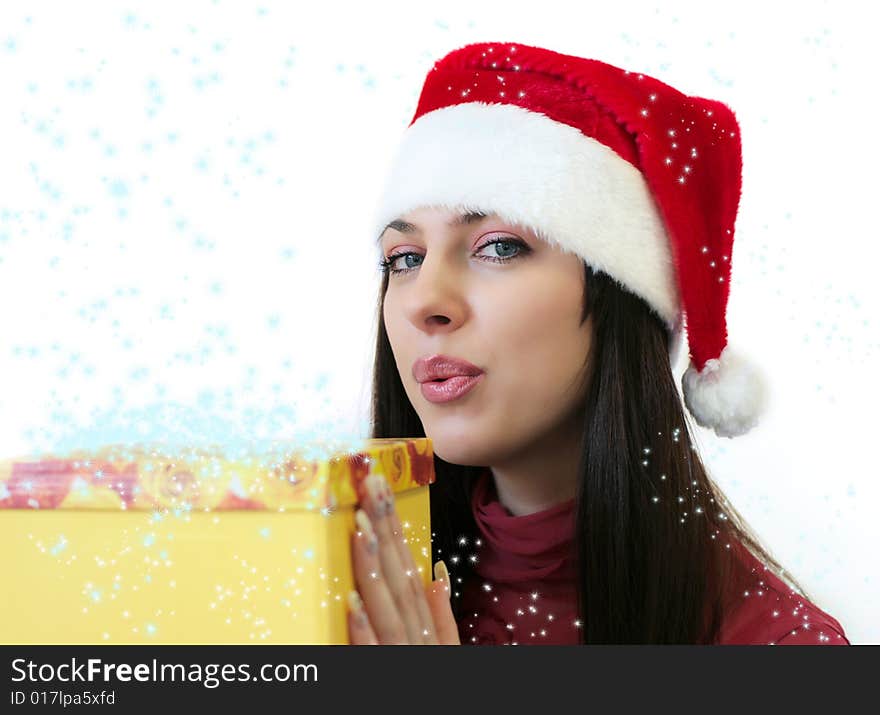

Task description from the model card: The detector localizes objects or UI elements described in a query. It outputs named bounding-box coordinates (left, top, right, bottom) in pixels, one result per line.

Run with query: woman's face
left=381, top=205, right=593, bottom=467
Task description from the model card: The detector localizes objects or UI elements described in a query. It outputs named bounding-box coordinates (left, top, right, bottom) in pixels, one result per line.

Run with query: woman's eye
left=477, top=238, right=523, bottom=260
left=379, top=237, right=530, bottom=276
left=395, top=253, right=423, bottom=271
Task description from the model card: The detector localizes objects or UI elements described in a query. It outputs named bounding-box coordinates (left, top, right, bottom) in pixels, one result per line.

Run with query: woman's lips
left=419, top=374, right=484, bottom=404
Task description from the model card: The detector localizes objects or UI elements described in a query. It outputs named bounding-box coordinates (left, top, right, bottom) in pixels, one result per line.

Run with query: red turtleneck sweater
left=455, top=468, right=851, bottom=645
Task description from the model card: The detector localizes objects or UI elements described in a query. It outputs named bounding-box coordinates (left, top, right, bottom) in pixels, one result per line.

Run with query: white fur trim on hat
left=681, top=344, right=769, bottom=438
left=372, top=102, right=681, bottom=331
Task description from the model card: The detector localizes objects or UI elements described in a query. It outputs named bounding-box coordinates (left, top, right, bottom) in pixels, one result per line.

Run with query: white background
left=0, top=0, right=875, bottom=641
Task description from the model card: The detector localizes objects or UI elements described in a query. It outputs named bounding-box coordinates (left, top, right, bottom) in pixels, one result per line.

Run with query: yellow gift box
left=0, top=437, right=435, bottom=644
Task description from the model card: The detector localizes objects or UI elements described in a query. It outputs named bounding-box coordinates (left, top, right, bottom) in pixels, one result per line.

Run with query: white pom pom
left=681, top=344, right=769, bottom=438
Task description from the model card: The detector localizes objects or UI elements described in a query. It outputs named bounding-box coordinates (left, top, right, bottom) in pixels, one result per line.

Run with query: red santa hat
left=371, top=41, right=768, bottom=438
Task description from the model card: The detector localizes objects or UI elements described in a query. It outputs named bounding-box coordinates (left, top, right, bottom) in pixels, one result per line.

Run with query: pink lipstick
left=419, top=374, right=484, bottom=403
left=413, top=354, right=485, bottom=404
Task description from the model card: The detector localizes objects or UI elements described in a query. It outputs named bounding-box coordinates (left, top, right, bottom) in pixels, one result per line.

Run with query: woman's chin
left=428, top=436, right=494, bottom=467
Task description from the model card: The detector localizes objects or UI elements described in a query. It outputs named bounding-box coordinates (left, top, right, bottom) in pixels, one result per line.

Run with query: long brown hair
left=370, top=259, right=814, bottom=643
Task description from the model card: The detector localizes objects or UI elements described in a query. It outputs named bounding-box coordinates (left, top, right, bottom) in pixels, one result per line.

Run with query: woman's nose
left=405, top=255, right=466, bottom=328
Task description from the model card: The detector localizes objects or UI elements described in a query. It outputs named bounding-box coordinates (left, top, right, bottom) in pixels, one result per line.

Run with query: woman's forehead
left=394, top=207, right=491, bottom=228
left=386, top=207, right=537, bottom=239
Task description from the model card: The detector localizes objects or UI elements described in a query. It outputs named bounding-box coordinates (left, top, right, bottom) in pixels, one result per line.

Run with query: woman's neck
left=486, top=420, right=582, bottom=516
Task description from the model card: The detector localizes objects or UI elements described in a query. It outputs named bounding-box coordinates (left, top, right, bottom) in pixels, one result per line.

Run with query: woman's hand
left=347, top=473, right=460, bottom=645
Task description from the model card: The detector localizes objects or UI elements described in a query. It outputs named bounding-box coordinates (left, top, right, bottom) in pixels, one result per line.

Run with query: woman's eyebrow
left=380, top=211, right=490, bottom=238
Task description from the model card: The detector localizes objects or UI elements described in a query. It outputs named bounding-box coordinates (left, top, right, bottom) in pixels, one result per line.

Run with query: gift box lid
left=0, top=437, right=435, bottom=512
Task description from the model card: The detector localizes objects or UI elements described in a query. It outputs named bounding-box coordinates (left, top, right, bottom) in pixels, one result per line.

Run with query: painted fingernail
left=366, top=474, right=394, bottom=518
left=363, top=475, right=384, bottom=517
left=383, top=480, right=395, bottom=516
left=355, top=509, right=379, bottom=553
left=434, top=560, right=451, bottom=599
left=348, top=590, right=368, bottom=628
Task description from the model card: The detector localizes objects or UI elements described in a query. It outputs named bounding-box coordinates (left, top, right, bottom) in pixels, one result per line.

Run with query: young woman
left=345, top=41, right=851, bottom=645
